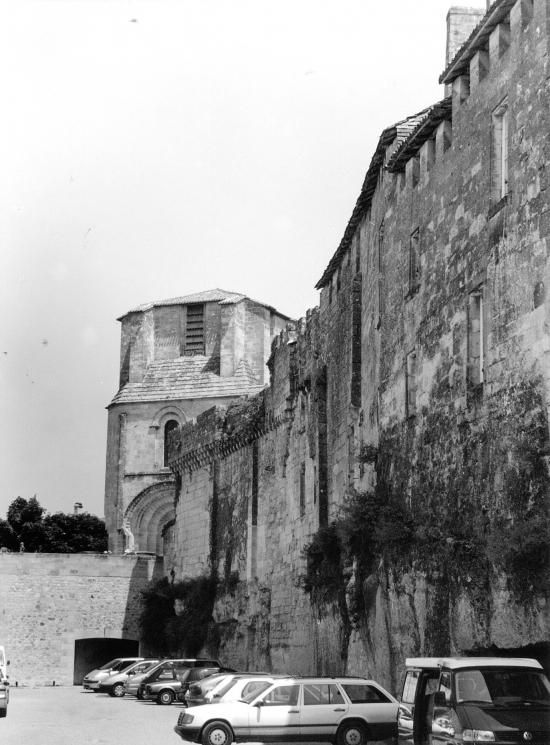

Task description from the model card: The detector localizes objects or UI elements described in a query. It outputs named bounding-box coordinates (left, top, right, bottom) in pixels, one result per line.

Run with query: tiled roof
left=439, top=0, right=516, bottom=84
left=315, top=107, right=434, bottom=289
left=109, top=356, right=264, bottom=406
left=385, top=97, right=452, bottom=173
left=119, top=288, right=291, bottom=320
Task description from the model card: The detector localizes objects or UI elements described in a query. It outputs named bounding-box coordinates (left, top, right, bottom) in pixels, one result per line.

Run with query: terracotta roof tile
left=109, top=356, right=264, bottom=406
left=439, top=0, right=516, bottom=84
left=385, top=98, right=452, bottom=173
left=119, top=288, right=291, bottom=321
left=315, top=107, right=434, bottom=289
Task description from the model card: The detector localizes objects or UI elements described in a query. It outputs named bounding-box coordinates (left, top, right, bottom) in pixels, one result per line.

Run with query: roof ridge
left=439, top=0, right=515, bottom=84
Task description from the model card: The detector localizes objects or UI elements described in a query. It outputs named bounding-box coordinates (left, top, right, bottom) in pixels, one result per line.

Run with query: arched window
left=164, top=419, right=179, bottom=467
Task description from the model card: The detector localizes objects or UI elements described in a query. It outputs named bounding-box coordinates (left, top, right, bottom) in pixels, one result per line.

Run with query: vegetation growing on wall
left=302, top=379, right=550, bottom=623
left=140, top=575, right=218, bottom=657
left=0, top=496, right=108, bottom=553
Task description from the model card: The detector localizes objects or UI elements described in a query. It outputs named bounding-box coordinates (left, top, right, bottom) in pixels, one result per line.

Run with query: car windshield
left=235, top=680, right=272, bottom=702
left=455, top=669, right=550, bottom=706
left=241, top=684, right=269, bottom=704
left=112, top=660, right=135, bottom=672
left=133, top=661, right=157, bottom=674
left=99, top=658, right=119, bottom=670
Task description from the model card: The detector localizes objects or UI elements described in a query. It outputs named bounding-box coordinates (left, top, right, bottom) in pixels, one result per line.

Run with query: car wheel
left=111, top=683, right=125, bottom=698
left=157, top=689, right=174, bottom=705
left=0, top=708, right=6, bottom=718
left=337, top=721, right=368, bottom=745
left=201, top=721, right=233, bottom=745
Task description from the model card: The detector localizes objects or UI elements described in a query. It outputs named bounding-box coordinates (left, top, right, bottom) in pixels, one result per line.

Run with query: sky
left=0, top=0, right=455, bottom=519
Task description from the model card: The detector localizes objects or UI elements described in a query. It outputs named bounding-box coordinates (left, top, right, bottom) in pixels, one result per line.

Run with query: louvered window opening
left=185, top=304, right=205, bottom=355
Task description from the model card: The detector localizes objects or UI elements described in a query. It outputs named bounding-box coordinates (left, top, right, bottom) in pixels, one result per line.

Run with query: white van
left=0, top=646, right=10, bottom=717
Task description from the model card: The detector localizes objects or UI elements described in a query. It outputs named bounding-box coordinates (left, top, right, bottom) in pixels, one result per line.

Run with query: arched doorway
left=73, top=637, right=139, bottom=685
left=124, top=482, right=175, bottom=555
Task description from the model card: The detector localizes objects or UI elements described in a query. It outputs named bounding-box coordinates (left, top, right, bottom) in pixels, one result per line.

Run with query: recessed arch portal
left=124, top=481, right=175, bottom=555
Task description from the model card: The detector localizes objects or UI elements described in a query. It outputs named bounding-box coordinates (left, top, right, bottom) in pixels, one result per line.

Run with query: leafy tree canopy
left=1, top=496, right=107, bottom=553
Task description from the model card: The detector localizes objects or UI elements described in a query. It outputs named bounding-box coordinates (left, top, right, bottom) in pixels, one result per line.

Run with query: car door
left=398, top=669, right=421, bottom=745
left=300, top=682, right=349, bottom=741
left=247, top=683, right=301, bottom=741
left=398, top=667, right=440, bottom=745
left=340, top=682, right=398, bottom=740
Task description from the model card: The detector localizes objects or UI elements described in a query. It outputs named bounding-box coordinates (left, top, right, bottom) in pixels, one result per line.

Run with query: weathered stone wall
left=0, top=553, right=161, bottom=686
left=106, top=296, right=290, bottom=554
left=170, top=0, right=549, bottom=691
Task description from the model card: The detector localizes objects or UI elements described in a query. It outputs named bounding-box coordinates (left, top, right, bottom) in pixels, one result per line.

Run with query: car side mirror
left=434, top=691, right=447, bottom=707
left=253, top=700, right=265, bottom=708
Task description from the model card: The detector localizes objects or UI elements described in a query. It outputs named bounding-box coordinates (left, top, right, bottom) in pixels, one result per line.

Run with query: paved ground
left=0, top=685, right=187, bottom=744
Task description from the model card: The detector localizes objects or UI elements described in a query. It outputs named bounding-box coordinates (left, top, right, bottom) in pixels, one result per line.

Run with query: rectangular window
left=406, top=350, right=417, bottom=417
left=342, top=683, right=392, bottom=704
left=184, top=304, right=205, bottom=355
left=409, top=228, right=420, bottom=293
left=467, top=289, right=484, bottom=386
left=251, top=443, right=259, bottom=527
left=401, top=671, right=420, bottom=705
left=303, top=683, right=345, bottom=705
left=377, top=221, right=384, bottom=323
left=351, top=273, right=362, bottom=407
left=299, top=462, right=306, bottom=517
left=492, top=101, right=509, bottom=203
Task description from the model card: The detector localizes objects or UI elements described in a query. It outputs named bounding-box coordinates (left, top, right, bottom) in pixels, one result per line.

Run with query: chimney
left=446, top=6, right=486, bottom=66
left=73, top=501, right=83, bottom=515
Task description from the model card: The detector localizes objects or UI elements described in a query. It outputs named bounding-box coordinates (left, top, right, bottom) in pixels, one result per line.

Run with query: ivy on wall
left=302, top=378, right=550, bottom=625
left=140, top=575, right=217, bottom=657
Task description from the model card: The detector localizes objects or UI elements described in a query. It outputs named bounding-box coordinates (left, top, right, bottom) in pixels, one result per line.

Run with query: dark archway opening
left=73, top=637, right=139, bottom=685
left=464, top=642, right=550, bottom=678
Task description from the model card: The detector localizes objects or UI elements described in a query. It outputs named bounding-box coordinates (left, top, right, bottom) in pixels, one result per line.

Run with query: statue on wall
left=122, top=518, right=135, bottom=553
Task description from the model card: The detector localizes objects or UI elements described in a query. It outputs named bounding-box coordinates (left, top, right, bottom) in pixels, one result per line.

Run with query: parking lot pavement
left=0, top=685, right=184, bottom=745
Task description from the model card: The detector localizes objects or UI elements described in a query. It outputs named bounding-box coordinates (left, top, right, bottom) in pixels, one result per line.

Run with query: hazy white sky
left=0, top=0, right=455, bottom=518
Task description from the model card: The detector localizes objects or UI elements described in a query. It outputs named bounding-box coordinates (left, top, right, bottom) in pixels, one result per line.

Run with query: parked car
left=174, top=676, right=398, bottom=745
left=0, top=646, right=9, bottom=681
left=131, top=658, right=221, bottom=701
left=144, top=666, right=221, bottom=706
left=0, top=678, right=8, bottom=719
left=0, top=647, right=9, bottom=718
left=97, top=658, right=159, bottom=697
left=397, top=656, right=550, bottom=745
left=185, top=673, right=276, bottom=707
left=185, top=673, right=238, bottom=707
left=211, top=674, right=277, bottom=704
left=83, top=657, right=143, bottom=690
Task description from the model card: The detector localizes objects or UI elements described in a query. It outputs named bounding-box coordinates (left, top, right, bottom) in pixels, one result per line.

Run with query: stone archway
left=124, top=481, right=175, bottom=555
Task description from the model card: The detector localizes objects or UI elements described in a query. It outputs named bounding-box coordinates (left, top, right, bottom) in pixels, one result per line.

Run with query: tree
left=7, top=496, right=44, bottom=534
left=43, top=512, right=107, bottom=553
left=0, top=520, right=18, bottom=551
left=3, top=496, right=108, bottom=553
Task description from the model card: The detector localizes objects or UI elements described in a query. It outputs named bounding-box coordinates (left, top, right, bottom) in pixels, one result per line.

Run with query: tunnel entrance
left=464, top=642, right=550, bottom=677
left=73, top=637, right=139, bottom=685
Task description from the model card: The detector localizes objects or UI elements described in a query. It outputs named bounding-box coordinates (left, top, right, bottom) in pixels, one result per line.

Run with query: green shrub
left=140, top=575, right=217, bottom=656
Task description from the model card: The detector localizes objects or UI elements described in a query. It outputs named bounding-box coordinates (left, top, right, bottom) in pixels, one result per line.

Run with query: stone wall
left=0, top=553, right=161, bottom=686
left=169, top=0, right=549, bottom=692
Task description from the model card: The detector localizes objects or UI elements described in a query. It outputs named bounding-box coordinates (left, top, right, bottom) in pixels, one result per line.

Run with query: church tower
left=104, top=289, right=290, bottom=556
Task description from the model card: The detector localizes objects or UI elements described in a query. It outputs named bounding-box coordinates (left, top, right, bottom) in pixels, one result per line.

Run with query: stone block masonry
left=169, top=0, right=550, bottom=689
left=0, top=553, right=161, bottom=686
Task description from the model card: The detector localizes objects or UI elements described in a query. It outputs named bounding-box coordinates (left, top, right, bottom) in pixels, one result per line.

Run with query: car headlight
left=463, top=730, right=495, bottom=742
left=178, top=712, right=194, bottom=725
